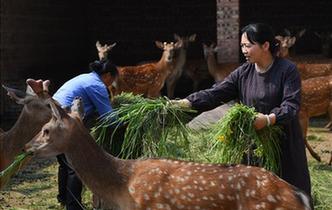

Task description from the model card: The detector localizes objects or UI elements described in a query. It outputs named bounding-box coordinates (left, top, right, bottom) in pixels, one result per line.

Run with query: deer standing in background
left=0, top=79, right=51, bottom=176
left=276, top=32, right=332, bottom=80
left=25, top=99, right=311, bottom=210
left=203, top=43, right=240, bottom=82
left=165, top=33, right=196, bottom=98
left=299, top=75, right=332, bottom=162
left=115, top=41, right=182, bottom=98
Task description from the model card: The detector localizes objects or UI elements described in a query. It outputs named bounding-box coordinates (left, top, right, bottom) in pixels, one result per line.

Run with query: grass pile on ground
left=309, top=162, right=332, bottom=210
left=91, top=93, right=195, bottom=159
left=206, top=103, right=282, bottom=173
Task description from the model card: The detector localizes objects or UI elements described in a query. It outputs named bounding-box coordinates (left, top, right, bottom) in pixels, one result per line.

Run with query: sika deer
left=203, top=43, right=239, bottom=82
left=276, top=33, right=332, bottom=80
left=115, top=41, right=182, bottom=98
left=25, top=100, right=311, bottom=210
left=165, top=34, right=196, bottom=98
left=0, top=79, right=52, bottom=172
left=299, top=75, right=332, bottom=161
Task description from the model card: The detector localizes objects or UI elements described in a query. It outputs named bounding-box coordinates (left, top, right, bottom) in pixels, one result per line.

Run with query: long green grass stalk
left=91, top=93, right=195, bottom=159
left=0, top=152, right=33, bottom=190
left=207, top=103, right=282, bottom=173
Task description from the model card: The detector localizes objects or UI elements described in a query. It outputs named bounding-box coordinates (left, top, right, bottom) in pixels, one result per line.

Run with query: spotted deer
left=299, top=75, right=332, bottom=162
left=275, top=33, right=332, bottom=80
left=25, top=99, right=311, bottom=210
left=202, top=43, right=240, bottom=82
left=115, top=41, right=182, bottom=98
left=165, top=33, right=196, bottom=98
left=0, top=79, right=52, bottom=176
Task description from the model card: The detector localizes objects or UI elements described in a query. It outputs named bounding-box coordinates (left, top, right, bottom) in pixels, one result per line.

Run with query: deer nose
left=24, top=143, right=35, bottom=154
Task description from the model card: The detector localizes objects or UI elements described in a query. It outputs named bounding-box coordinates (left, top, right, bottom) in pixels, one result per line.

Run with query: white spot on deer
left=250, top=190, right=256, bottom=197
left=218, top=193, right=225, bottom=199
left=156, top=203, right=164, bottom=209
left=186, top=171, right=192, bottom=176
left=267, top=194, right=277, bottom=203
left=128, top=186, right=135, bottom=194
left=174, top=188, right=180, bottom=194
left=210, top=181, right=216, bottom=186
left=188, top=192, right=195, bottom=198
left=144, top=193, right=150, bottom=201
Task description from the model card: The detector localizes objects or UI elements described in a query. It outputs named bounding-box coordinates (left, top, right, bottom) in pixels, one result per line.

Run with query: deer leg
left=325, top=102, right=332, bottom=130
left=329, top=151, right=332, bottom=165
left=166, top=79, right=176, bottom=99
left=300, top=112, right=321, bottom=162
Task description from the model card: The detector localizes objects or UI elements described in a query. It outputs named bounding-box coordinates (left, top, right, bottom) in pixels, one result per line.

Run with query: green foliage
left=91, top=93, right=195, bottom=159
left=309, top=162, right=332, bottom=210
left=0, top=152, right=33, bottom=190
left=206, top=104, right=282, bottom=173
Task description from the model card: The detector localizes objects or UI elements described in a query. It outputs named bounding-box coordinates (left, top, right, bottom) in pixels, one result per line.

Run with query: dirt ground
left=0, top=116, right=331, bottom=210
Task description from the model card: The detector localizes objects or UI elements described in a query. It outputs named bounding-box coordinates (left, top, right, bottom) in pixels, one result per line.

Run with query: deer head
left=96, top=41, right=117, bottom=61
left=174, top=33, right=197, bottom=49
left=155, top=41, right=183, bottom=63
left=2, top=79, right=52, bottom=122
left=203, top=43, right=220, bottom=59
left=275, top=35, right=296, bottom=58
left=25, top=98, right=84, bottom=158
left=0, top=79, right=53, bottom=171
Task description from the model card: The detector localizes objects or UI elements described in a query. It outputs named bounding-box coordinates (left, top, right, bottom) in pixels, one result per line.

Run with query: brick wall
left=216, top=0, right=240, bottom=63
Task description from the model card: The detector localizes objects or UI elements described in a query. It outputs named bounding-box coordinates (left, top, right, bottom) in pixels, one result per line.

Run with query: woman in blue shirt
left=53, top=60, right=118, bottom=210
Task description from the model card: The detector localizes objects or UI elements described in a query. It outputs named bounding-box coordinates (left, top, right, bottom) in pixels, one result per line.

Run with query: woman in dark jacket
left=173, top=23, right=312, bottom=199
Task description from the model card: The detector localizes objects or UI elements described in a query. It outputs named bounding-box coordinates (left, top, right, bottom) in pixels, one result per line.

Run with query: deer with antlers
left=96, top=40, right=182, bottom=98
left=25, top=98, right=311, bottom=210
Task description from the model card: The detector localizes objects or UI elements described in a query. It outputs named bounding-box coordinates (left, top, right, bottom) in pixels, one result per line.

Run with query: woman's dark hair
left=89, top=60, right=118, bottom=77
left=241, top=23, right=280, bottom=56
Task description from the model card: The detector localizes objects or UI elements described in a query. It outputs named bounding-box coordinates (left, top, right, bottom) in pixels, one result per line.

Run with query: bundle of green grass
left=207, top=103, right=283, bottom=173
left=0, top=152, right=33, bottom=190
left=91, top=93, right=196, bottom=159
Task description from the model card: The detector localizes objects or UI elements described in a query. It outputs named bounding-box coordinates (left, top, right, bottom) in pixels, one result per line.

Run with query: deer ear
left=26, top=79, right=43, bottom=95
left=174, top=33, right=181, bottom=41
left=289, top=37, right=296, bottom=46
left=155, top=41, right=164, bottom=49
left=70, top=97, right=85, bottom=120
left=189, top=34, right=197, bottom=42
left=49, top=101, right=69, bottom=121
left=107, top=42, right=117, bottom=50
left=96, top=41, right=101, bottom=49
left=2, top=85, right=27, bottom=104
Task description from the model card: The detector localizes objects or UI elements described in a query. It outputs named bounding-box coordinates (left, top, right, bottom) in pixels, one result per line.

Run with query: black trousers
left=56, top=154, right=83, bottom=210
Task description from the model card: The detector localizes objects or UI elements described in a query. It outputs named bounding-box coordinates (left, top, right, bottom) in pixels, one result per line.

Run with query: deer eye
left=43, top=129, right=49, bottom=136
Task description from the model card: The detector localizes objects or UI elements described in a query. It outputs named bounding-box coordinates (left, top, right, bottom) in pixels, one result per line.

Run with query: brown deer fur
left=0, top=79, right=51, bottom=172
left=203, top=43, right=239, bottom=82
left=299, top=75, right=332, bottom=161
left=25, top=100, right=311, bottom=210
left=165, top=34, right=196, bottom=98
left=115, top=41, right=182, bottom=98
